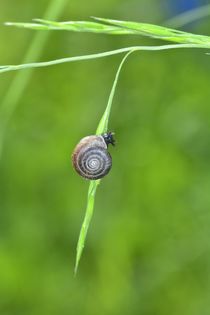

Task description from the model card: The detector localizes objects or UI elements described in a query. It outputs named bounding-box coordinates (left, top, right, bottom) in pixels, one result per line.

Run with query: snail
left=72, top=132, right=115, bottom=180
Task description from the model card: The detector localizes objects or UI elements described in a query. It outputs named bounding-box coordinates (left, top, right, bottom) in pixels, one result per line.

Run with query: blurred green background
left=1, top=0, right=210, bottom=314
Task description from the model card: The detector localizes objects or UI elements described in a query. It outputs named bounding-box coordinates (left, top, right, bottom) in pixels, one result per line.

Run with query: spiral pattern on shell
left=72, top=135, right=112, bottom=180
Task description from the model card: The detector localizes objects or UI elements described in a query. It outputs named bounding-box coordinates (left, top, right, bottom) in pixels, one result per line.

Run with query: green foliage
left=0, top=0, right=69, bottom=158
left=0, top=44, right=205, bottom=75
left=2, top=16, right=210, bottom=273
left=5, top=16, right=210, bottom=46
left=1, top=2, right=210, bottom=314
left=75, top=50, right=133, bottom=274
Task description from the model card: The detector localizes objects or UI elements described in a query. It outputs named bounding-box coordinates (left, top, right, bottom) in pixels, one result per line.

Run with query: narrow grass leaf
left=96, top=50, right=134, bottom=135
left=5, top=17, right=210, bottom=47
left=5, top=22, right=51, bottom=30
left=92, top=17, right=210, bottom=47
left=5, top=19, right=132, bottom=34
left=74, top=50, right=133, bottom=274
left=0, top=44, right=207, bottom=75
left=74, top=179, right=100, bottom=275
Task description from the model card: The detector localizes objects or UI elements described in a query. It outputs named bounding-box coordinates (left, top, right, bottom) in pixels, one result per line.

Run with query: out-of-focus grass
left=0, top=0, right=69, bottom=158
left=165, top=3, right=210, bottom=28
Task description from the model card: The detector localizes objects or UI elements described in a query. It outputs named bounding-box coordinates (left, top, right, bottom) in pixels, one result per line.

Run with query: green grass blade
left=96, top=50, right=134, bottom=135
left=74, top=180, right=100, bottom=275
left=0, top=44, right=207, bottom=75
left=5, top=21, right=51, bottom=30
left=6, top=17, right=210, bottom=47
left=74, top=50, right=133, bottom=274
left=92, top=17, right=210, bottom=47
left=5, top=19, right=132, bottom=34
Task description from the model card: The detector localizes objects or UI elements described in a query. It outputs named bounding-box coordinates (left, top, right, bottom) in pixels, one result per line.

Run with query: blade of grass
left=6, top=17, right=210, bottom=47
left=0, top=0, right=68, bottom=159
left=92, top=17, right=210, bottom=47
left=0, top=43, right=207, bottom=75
left=74, top=180, right=100, bottom=275
left=74, top=50, right=134, bottom=275
left=5, top=19, right=131, bottom=34
left=96, top=50, right=134, bottom=135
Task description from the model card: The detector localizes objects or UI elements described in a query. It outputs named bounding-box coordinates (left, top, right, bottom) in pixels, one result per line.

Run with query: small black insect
left=102, top=132, right=115, bottom=146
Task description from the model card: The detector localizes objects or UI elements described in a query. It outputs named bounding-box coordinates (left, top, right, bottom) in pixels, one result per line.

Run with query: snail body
left=72, top=132, right=115, bottom=180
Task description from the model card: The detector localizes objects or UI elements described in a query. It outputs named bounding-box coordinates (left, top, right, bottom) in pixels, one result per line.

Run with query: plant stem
left=74, top=50, right=134, bottom=274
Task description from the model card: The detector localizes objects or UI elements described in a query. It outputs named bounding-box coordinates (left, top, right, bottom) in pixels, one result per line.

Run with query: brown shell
left=72, top=135, right=112, bottom=180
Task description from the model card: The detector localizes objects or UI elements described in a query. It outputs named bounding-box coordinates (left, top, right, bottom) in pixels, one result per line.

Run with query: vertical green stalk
left=74, top=179, right=100, bottom=275
left=74, top=50, right=135, bottom=275
left=0, top=0, right=68, bottom=158
left=96, top=50, right=135, bottom=135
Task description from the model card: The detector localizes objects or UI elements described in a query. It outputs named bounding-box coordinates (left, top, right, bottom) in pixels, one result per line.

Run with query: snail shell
left=72, top=133, right=114, bottom=180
